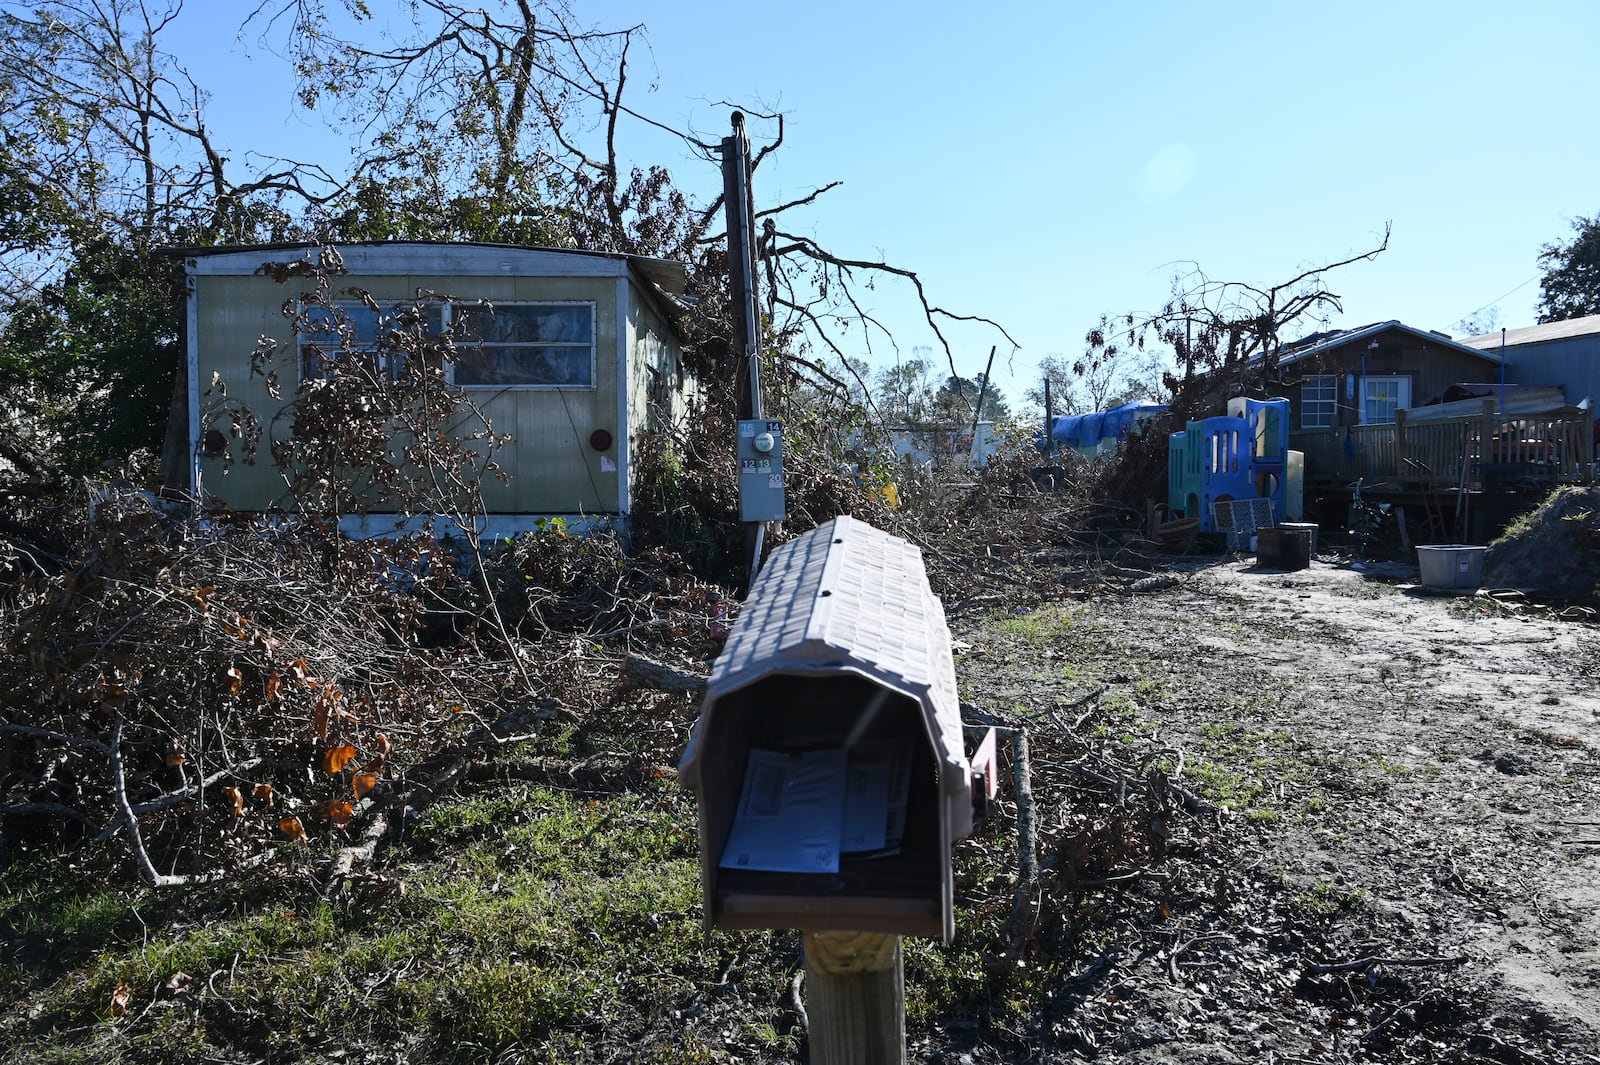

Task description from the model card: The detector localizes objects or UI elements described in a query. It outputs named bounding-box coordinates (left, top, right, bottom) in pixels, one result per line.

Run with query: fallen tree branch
left=623, top=654, right=708, bottom=694
left=1305, top=954, right=1468, bottom=975
left=1065, top=756, right=1217, bottom=818
left=331, top=807, right=391, bottom=879
left=108, top=714, right=187, bottom=888
left=1, top=720, right=114, bottom=756
left=0, top=801, right=97, bottom=827
left=95, top=757, right=273, bottom=842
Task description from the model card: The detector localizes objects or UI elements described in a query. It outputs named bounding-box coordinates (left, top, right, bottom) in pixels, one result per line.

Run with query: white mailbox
left=679, top=516, right=974, bottom=942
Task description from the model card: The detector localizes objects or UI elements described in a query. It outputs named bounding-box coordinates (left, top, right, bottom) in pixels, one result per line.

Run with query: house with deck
left=1216, top=320, right=1591, bottom=541
left=161, top=242, right=693, bottom=538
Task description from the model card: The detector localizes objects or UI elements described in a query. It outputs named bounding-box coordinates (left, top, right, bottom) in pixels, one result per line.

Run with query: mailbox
left=679, top=516, right=975, bottom=942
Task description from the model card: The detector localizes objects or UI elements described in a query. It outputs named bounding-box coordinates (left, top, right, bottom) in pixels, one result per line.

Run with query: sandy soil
left=946, top=551, right=1600, bottom=1063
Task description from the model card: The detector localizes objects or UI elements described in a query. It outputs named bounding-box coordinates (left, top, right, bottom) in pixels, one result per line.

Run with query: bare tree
left=1081, top=225, right=1392, bottom=417
left=248, top=0, right=1015, bottom=407
left=0, top=0, right=345, bottom=286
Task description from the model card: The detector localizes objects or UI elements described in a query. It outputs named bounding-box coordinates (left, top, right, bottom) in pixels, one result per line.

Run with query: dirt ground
left=942, top=549, right=1600, bottom=1064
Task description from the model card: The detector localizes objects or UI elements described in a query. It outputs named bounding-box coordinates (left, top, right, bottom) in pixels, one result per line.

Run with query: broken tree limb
left=95, top=756, right=273, bottom=842
left=0, top=801, right=96, bottom=827
left=623, top=655, right=708, bottom=694
left=108, top=714, right=187, bottom=888
left=1008, top=729, right=1039, bottom=935
left=331, top=807, right=391, bottom=879
left=1065, top=758, right=1217, bottom=819
left=1305, top=954, right=1468, bottom=975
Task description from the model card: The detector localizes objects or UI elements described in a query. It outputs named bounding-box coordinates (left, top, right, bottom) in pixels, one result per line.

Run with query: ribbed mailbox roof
left=681, top=515, right=971, bottom=840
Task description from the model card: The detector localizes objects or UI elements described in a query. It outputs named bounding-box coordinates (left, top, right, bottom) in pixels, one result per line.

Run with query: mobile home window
left=1301, top=375, right=1336, bottom=428
left=453, top=303, right=596, bottom=388
left=300, top=303, right=444, bottom=380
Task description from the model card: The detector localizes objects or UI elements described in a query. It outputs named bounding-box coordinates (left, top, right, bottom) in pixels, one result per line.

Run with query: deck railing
left=1289, top=401, right=1593, bottom=490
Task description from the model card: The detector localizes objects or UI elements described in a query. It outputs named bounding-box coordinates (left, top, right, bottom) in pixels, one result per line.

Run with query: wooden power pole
left=721, top=112, right=769, bottom=595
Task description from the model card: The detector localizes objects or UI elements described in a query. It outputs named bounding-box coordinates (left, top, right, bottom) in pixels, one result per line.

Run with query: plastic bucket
left=1416, top=545, right=1485, bottom=590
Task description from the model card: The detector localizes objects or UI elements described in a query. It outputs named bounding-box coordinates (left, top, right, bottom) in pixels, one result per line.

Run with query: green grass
left=0, top=784, right=787, bottom=1064
left=994, top=604, right=1088, bottom=639
left=1176, top=722, right=1341, bottom=821
left=903, top=842, right=1044, bottom=1029
left=1297, top=880, right=1369, bottom=916
left=1184, top=758, right=1268, bottom=813
left=1, top=765, right=1064, bottom=1065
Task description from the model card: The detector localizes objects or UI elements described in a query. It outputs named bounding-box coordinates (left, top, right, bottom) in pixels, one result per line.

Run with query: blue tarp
left=1049, top=401, right=1168, bottom=447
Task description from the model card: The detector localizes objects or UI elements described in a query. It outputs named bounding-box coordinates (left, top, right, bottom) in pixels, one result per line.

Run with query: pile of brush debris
left=1484, top=485, right=1600, bottom=600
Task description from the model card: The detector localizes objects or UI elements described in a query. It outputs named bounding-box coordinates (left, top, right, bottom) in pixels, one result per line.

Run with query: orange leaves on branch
left=165, top=742, right=187, bottom=767
left=220, top=785, right=245, bottom=816
left=252, top=783, right=274, bottom=806
left=107, top=980, right=131, bottom=1017
left=310, top=685, right=346, bottom=744
left=278, top=816, right=308, bottom=843
left=265, top=670, right=284, bottom=702
left=352, top=771, right=378, bottom=800
left=374, top=732, right=391, bottom=761
left=223, top=665, right=243, bottom=696
left=190, top=585, right=216, bottom=614
left=322, top=745, right=357, bottom=775
left=249, top=626, right=282, bottom=657
left=324, top=800, right=354, bottom=828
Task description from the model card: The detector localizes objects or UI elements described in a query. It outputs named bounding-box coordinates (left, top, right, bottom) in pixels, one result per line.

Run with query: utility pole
left=966, top=345, right=996, bottom=466
left=722, top=112, right=782, bottom=596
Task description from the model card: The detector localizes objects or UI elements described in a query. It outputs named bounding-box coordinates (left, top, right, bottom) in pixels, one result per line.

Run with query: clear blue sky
left=175, top=0, right=1600, bottom=409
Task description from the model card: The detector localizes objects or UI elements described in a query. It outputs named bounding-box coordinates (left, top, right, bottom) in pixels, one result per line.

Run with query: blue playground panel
left=1168, top=399, right=1290, bottom=533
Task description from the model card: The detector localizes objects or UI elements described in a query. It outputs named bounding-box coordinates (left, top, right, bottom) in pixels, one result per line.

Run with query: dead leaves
left=322, top=744, right=358, bottom=775
left=316, top=732, right=391, bottom=824
left=278, top=816, right=308, bottom=843
left=107, top=980, right=131, bottom=1017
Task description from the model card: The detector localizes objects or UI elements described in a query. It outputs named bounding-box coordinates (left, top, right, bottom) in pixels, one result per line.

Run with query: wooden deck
left=1290, top=400, right=1593, bottom=493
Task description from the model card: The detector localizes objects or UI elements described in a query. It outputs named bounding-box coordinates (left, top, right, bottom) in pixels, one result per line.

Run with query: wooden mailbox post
left=679, top=516, right=980, bottom=1065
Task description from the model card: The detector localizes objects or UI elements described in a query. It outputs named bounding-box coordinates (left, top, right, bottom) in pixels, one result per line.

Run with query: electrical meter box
left=737, top=418, right=787, bottom=522
left=679, top=516, right=976, bottom=942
